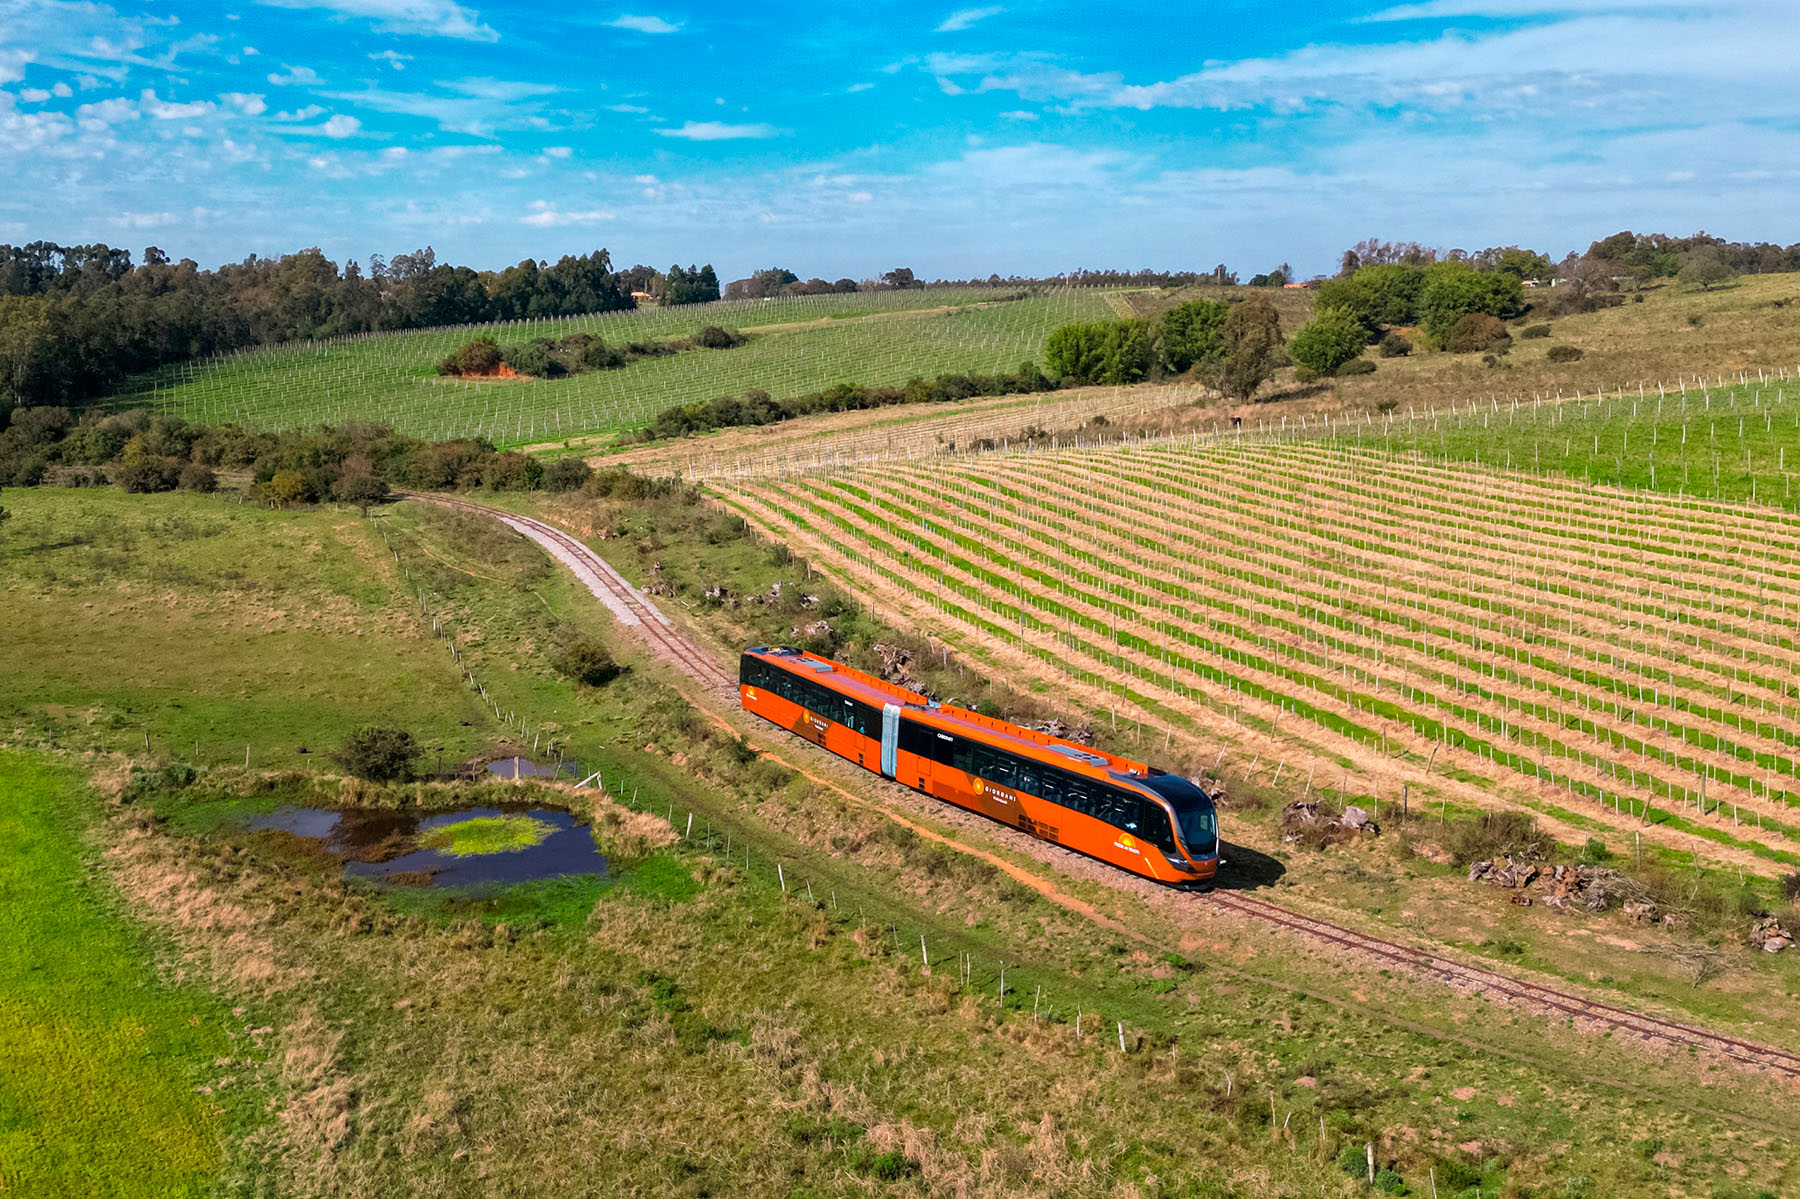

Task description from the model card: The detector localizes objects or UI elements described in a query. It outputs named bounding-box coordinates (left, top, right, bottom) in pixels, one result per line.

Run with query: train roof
left=743, top=646, right=1151, bottom=782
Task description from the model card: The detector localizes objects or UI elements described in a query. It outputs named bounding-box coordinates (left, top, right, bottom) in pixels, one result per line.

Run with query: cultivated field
left=106, top=286, right=1119, bottom=446
left=598, top=380, right=1212, bottom=479
left=722, top=438, right=1800, bottom=877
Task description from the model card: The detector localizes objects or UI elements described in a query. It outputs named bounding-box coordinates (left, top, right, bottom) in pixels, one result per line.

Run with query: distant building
left=631, top=290, right=657, bottom=304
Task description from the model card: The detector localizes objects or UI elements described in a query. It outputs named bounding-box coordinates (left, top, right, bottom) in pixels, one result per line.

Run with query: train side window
left=1036, top=768, right=1065, bottom=807
left=899, top=721, right=935, bottom=758
left=1015, top=761, right=1040, bottom=798
left=951, top=736, right=975, bottom=774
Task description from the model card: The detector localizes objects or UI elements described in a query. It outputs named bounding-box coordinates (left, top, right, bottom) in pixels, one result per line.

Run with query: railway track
left=1208, top=891, right=1800, bottom=1078
left=409, top=490, right=1800, bottom=1080
left=403, top=493, right=735, bottom=690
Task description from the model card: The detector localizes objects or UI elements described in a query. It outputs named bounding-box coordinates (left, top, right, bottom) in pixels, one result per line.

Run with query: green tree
left=1418, top=262, right=1522, bottom=345
left=1044, top=320, right=1152, bottom=385
left=1157, top=298, right=1229, bottom=373
left=331, top=726, right=420, bottom=782
left=1288, top=307, right=1367, bottom=378
left=1210, top=295, right=1284, bottom=401
left=265, top=469, right=310, bottom=507
left=1314, top=263, right=1426, bottom=336
left=1678, top=247, right=1736, bottom=292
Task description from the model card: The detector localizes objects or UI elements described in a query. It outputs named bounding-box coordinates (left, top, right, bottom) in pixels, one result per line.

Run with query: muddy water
left=249, top=806, right=608, bottom=889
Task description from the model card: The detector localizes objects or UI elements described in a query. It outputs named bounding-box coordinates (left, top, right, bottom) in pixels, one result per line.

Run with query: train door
left=880, top=704, right=900, bottom=777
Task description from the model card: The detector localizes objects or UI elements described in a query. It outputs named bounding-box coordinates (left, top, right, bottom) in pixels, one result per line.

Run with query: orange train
left=739, top=646, right=1219, bottom=887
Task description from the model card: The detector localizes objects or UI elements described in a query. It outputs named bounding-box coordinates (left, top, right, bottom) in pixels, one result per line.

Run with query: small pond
left=249, top=805, right=608, bottom=890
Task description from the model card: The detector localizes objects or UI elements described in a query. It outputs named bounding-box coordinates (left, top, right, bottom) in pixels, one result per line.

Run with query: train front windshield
left=1143, top=774, right=1218, bottom=859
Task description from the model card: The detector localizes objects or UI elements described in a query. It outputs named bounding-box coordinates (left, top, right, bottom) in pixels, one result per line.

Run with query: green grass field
left=106, top=286, right=1119, bottom=447
left=0, top=489, right=493, bottom=769
left=0, top=752, right=255, bottom=1198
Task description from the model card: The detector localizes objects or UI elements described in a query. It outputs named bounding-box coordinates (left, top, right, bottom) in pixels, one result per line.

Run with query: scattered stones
left=1751, top=915, right=1793, bottom=953
left=1032, top=718, right=1096, bottom=745
left=1279, top=801, right=1379, bottom=845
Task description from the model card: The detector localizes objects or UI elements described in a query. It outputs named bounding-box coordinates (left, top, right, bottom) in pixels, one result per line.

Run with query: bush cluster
left=635, top=361, right=1059, bottom=442
left=0, top=405, right=601, bottom=502
left=438, top=327, right=744, bottom=380
left=1547, top=344, right=1584, bottom=362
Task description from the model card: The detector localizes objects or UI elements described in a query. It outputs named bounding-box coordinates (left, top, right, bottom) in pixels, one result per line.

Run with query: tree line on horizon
left=2, top=228, right=1794, bottom=422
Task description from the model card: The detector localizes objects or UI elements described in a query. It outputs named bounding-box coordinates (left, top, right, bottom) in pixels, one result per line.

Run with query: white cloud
left=324, top=83, right=548, bottom=135
left=321, top=113, right=361, bottom=137
left=655, top=120, right=783, bottom=140
left=243, top=45, right=261, bottom=55
left=370, top=49, right=411, bottom=69
left=521, top=200, right=614, bottom=226
left=605, top=14, right=681, bottom=34
left=847, top=82, right=874, bottom=93
left=52, top=81, right=73, bottom=98
left=140, top=89, right=214, bottom=120
left=935, top=6, right=1003, bottom=32
left=19, top=88, right=52, bottom=103
left=75, top=96, right=138, bottom=129
left=267, top=64, right=321, bottom=86
left=257, top=0, right=498, bottom=42
left=999, top=109, right=1038, bottom=120
left=275, top=104, right=327, bottom=120
left=442, top=77, right=558, bottom=101
left=542, top=144, right=571, bottom=157
left=119, top=210, right=177, bottom=228
left=606, top=102, right=649, bottom=113
left=221, top=91, right=268, bottom=115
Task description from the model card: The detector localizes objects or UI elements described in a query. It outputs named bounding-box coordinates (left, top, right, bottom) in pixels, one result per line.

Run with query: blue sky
left=1, top=0, right=1794, bottom=278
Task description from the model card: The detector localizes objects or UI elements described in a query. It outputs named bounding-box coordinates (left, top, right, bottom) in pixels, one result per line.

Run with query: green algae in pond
left=418, top=814, right=555, bottom=857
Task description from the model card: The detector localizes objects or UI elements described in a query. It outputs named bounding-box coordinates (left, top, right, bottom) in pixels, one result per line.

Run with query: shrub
left=1686, top=312, right=1704, bottom=327
left=332, top=726, right=420, bottom=782
left=502, top=338, right=566, bottom=379
left=438, top=337, right=505, bottom=376
left=1520, top=323, right=1551, bottom=339
left=115, top=454, right=181, bottom=493
left=1443, top=810, right=1549, bottom=866
left=578, top=340, right=624, bottom=371
left=1547, top=344, right=1584, bottom=362
left=1378, top=332, right=1412, bottom=357
left=551, top=626, right=622, bottom=687
left=1781, top=873, right=1800, bottom=902
left=1444, top=313, right=1509, bottom=354
left=176, top=462, right=217, bottom=493
left=1288, top=306, right=1368, bottom=377
left=542, top=457, right=592, bottom=492
left=1336, top=1143, right=1368, bottom=1178
left=692, top=325, right=742, bottom=349
left=1336, top=357, right=1376, bottom=377
left=1578, top=836, right=1611, bottom=865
